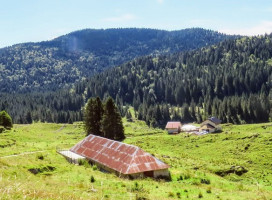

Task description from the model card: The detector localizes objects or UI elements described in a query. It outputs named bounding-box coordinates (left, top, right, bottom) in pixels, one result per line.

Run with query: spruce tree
left=101, top=97, right=125, bottom=141
left=126, top=110, right=133, bottom=122
left=0, top=111, right=13, bottom=128
left=26, top=111, right=32, bottom=124
left=84, top=97, right=104, bottom=136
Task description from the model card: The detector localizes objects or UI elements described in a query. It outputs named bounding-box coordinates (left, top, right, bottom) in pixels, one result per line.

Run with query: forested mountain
left=0, top=28, right=232, bottom=93
left=1, top=34, right=271, bottom=125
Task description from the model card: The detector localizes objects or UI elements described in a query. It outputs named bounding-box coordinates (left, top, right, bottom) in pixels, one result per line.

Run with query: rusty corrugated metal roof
left=70, top=134, right=169, bottom=174
left=165, top=121, right=182, bottom=129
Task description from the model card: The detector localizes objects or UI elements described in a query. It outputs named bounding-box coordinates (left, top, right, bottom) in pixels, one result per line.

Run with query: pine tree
left=126, top=109, right=133, bottom=122
left=84, top=97, right=104, bottom=136
left=101, top=97, right=125, bottom=141
left=26, top=111, right=32, bottom=124
left=0, top=110, right=13, bottom=128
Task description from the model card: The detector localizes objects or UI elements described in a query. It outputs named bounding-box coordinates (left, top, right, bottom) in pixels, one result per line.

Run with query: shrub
left=0, top=126, right=5, bottom=133
left=37, top=154, right=44, bottom=160
left=93, top=164, right=98, bottom=171
left=176, top=192, right=181, bottom=198
left=184, top=174, right=191, bottom=180
left=168, top=192, right=175, bottom=197
left=206, top=187, right=212, bottom=193
left=136, top=194, right=148, bottom=200
left=28, top=165, right=56, bottom=175
left=131, top=182, right=144, bottom=192
left=198, top=192, right=203, bottom=198
left=90, top=175, right=95, bottom=183
left=157, top=174, right=172, bottom=181
left=78, top=159, right=84, bottom=165
left=177, top=175, right=183, bottom=181
left=200, top=178, right=211, bottom=185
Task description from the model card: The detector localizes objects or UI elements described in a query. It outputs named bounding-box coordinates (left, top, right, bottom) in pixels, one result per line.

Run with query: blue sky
left=0, top=0, right=272, bottom=48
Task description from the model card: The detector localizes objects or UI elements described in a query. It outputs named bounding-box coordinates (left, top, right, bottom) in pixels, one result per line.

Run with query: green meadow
left=0, top=120, right=271, bottom=200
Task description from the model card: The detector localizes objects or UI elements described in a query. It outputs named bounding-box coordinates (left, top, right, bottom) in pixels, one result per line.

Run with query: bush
left=36, top=154, right=44, bottom=160
left=184, top=174, right=191, bottom=180
left=168, top=192, right=175, bottom=197
left=177, top=175, right=183, bottom=181
left=0, top=126, right=5, bottom=133
left=78, top=159, right=91, bottom=168
left=206, top=187, right=212, bottom=193
left=136, top=194, right=148, bottom=200
left=92, top=164, right=98, bottom=171
left=176, top=192, right=181, bottom=198
left=198, top=192, right=203, bottom=198
left=131, top=182, right=145, bottom=193
left=28, top=165, right=56, bottom=175
left=78, top=159, right=84, bottom=165
left=90, top=175, right=95, bottom=183
left=200, top=178, right=211, bottom=185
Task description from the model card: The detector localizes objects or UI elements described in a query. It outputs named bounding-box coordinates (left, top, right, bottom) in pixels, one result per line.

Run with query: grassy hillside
left=0, top=121, right=271, bottom=199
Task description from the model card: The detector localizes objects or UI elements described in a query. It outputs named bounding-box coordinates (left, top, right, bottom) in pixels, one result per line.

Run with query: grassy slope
left=0, top=121, right=271, bottom=200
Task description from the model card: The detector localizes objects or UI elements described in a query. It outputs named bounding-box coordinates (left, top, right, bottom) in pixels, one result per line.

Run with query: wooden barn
left=199, top=117, right=222, bottom=133
left=165, top=121, right=182, bottom=134
left=59, top=134, right=170, bottom=179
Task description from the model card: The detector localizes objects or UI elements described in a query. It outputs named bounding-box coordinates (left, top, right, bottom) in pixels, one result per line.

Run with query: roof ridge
left=88, top=134, right=139, bottom=148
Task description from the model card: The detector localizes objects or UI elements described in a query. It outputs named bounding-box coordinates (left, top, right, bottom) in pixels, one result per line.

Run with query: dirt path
left=54, top=124, right=66, bottom=132
left=0, top=150, right=47, bottom=159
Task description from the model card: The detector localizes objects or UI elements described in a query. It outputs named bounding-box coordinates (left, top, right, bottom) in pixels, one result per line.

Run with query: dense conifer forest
left=1, top=33, right=271, bottom=126
left=0, top=28, right=231, bottom=93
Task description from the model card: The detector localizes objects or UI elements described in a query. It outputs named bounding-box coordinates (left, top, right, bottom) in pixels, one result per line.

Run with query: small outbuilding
left=59, top=134, right=170, bottom=179
left=165, top=121, right=182, bottom=134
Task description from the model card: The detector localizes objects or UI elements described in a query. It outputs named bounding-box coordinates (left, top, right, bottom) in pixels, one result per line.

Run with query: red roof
left=70, top=134, right=169, bottom=174
left=165, top=121, right=182, bottom=129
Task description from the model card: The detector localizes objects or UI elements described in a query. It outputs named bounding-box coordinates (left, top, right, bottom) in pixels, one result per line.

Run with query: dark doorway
left=144, top=171, right=154, bottom=177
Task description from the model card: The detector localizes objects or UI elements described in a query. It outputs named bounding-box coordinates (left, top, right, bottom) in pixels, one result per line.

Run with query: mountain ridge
left=0, top=28, right=235, bottom=93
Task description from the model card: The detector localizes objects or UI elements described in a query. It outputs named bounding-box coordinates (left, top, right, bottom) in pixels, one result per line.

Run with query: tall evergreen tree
left=0, top=110, right=13, bottom=128
left=84, top=97, right=104, bottom=136
left=25, top=111, right=33, bottom=124
left=101, top=97, right=125, bottom=141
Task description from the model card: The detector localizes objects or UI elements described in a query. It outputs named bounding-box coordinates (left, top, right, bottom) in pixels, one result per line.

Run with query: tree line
left=0, top=34, right=271, bottom=126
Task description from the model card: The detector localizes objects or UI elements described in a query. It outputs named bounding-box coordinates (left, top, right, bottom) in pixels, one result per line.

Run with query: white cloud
left=219, top=21, right=272, bottom=36
left=103, top=14, right=137, bottom=23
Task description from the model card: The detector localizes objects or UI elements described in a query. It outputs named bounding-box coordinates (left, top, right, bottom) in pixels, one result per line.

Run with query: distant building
left=59, top=134, right=170, bottom=179
left=199, top=117, right=222, bottom=133
left=165, top=121, right=182, bottom=134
